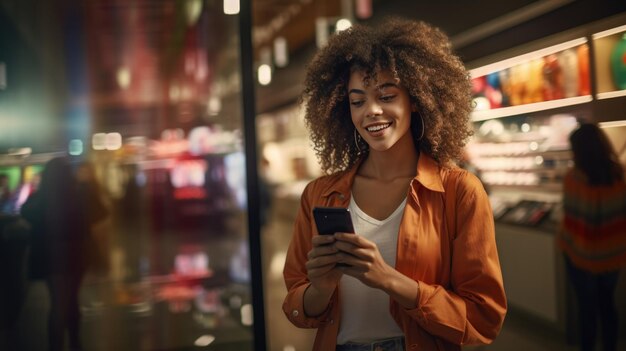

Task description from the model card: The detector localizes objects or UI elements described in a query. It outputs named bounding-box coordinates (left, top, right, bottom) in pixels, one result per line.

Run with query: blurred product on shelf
left=542, top=54, right=564, bottom=101
left=577, top=44, right=591, bottom=95
left=559, top=48, right=579, bottom=98
left=610, top=33, right=626, bottom=90
left=528, top=58, right=544, bottom=103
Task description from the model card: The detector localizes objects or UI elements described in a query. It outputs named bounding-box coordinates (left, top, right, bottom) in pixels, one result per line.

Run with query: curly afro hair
left=301, top=17, right=473, bottom=174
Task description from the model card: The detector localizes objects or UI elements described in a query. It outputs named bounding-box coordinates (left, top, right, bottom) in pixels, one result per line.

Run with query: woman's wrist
left=303, top=283, right=335, bottom=317
left=381, top=268, right=419, bottom=309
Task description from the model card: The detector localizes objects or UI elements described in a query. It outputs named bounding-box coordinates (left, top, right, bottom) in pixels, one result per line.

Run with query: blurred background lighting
left=273, top=37, right=288, bottom=67
left=116, top=67, right=131, bottom=89
left=315, top=17, right=328, bottom=48
left=185, top=0, right=203, bottom=25
left=7, top=147, right=32, bottom=157
left=335, top=18, right=352, bottom=32
left=355, top=0, right=373, bottom=19
left=258, top=64, right=272, bottom=85
left=68, top=139, right=83, bottom=156
left=92, top=133, right=106, bottom=150
left=105, top=132, right=122, bottom=150
left=194, top=334, right=215, bottom=347
left=208, top=96, right=222, bottom=116
left=240, top=304, right=253, bottom=326
left=223, top=0, right=239, bottom=15
left=169, top=85, right=181, bottom=101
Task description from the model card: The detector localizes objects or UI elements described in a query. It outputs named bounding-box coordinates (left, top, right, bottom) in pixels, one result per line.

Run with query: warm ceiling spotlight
left=116, top=67, right=131, bottom=89
left=258, top=64, right=272, bottom=85
left=224, top=0, right=239, bottom=15
left=274, top=37, right=288, bottom=68
left=335, top=18, right=352, bottom=32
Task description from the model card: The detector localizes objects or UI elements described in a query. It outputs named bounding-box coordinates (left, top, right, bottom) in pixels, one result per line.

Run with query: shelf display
left=469, top=40, right=591, bottom=121
left=466, top=19, right=626, bottom=232
left=467, top=114, right=577, bottom=189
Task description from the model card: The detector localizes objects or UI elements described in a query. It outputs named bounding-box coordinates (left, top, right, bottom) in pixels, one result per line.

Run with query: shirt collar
left=321, top=153, right=444, bottom=199
left=414, top=153, right=444, bottom=193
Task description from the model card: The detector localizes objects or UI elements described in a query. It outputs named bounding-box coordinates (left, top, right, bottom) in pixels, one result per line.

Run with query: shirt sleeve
left=282, top=181, right=335, bottom=328
left=404, top=171, right=507, bottom=345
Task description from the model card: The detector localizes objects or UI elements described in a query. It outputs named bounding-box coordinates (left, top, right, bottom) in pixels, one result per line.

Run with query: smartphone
left=312, top=207, right=355, bottom=235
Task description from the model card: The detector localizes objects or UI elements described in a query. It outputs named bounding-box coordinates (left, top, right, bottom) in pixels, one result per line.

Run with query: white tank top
left=336, top=195, right=406, bottom=344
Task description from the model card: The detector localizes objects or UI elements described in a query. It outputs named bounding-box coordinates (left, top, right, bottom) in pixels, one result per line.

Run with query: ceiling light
left=335, top=19, right=352, bottom=32
left=116, top=68, right=131, bottom=89
left=274, top=37, right=288, bottom=68
left=316, top=18, right=329, bottom=48
left=258, top=64, right=272, bottom=85
left=224, top=0, right=239, bottom=15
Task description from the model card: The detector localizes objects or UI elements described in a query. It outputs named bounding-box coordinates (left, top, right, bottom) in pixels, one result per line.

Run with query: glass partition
left=0, top=1, right=259, bottom=350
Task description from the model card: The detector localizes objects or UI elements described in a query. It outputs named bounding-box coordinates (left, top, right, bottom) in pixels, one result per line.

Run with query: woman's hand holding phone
left=333, top=233, right=395, bottom=290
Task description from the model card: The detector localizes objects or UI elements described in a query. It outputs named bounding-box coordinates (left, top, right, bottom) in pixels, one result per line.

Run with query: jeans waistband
left=336, top=336, right=405, bottom=351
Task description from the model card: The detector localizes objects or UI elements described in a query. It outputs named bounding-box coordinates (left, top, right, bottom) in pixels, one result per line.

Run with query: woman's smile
left=365, top=122, right=392, bottom=135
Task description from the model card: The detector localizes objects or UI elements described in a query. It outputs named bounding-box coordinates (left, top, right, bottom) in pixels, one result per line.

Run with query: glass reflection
left=0, top=1, right=253, bottom=350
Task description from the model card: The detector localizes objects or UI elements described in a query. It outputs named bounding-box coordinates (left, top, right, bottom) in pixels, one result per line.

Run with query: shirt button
left=292, top=310, right=299, bottom=317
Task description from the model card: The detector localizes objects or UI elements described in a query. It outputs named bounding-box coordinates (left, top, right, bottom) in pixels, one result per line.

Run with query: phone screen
left=312, top=207, right=355, bottom=235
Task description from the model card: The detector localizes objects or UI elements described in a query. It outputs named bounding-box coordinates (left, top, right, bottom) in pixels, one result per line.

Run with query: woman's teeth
left=366, top=123, right=390, bottom=132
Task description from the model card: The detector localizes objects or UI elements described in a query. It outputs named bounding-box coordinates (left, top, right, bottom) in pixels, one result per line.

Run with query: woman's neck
left=360, top=133, right=419, bottom=181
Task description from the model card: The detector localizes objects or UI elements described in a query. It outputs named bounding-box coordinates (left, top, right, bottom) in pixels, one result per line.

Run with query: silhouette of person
left=21, top=157, right=105, bottom=351
left=0, top=173, right=12, bottom=213
left=557, top=123, right=626, bottom=351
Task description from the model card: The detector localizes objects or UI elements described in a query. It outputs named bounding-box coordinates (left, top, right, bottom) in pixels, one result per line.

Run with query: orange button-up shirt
left=283, top=154, right=507, bottom=350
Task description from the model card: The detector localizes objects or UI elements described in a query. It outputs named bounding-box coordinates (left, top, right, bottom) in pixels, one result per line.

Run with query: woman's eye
left=350, top=100, right=364, bottom=107
left=380, top=95, right=396, bottom=102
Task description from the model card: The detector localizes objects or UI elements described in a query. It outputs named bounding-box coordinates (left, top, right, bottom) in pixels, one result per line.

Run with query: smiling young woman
left=283, top=17, right=507, bottom=351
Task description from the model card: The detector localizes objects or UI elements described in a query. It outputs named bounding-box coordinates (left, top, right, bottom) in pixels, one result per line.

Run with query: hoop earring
left=354, top=129, right=362, bottom=152
left=417, top=116, right=425, bottom=141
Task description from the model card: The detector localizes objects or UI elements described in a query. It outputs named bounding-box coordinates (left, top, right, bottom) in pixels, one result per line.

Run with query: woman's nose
left=365, top=101, right=383, bottom=117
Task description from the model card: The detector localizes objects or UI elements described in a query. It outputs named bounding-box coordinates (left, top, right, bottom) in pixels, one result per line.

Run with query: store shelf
left=489, top=183, right=563, bottom=192
left=470, top=96, right=592, bottom=121
left=596, top=89, right=626, bottom=100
